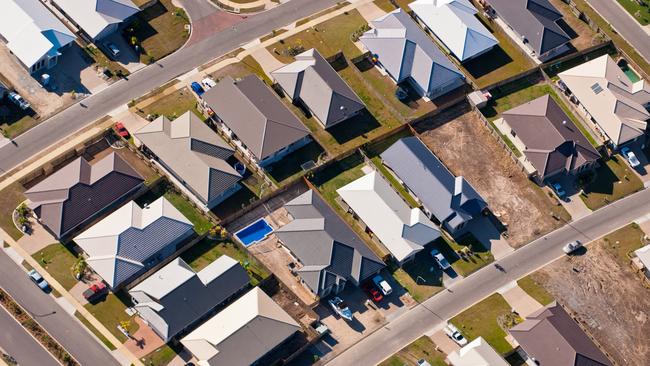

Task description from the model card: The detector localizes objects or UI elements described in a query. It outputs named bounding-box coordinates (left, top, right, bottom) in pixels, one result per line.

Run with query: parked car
left=27, top=269, right=49, bottom=292
left=105, top=42, right=120, bottom=58
left=444, top=323, right=468, bottom=346
left=310, top=320, right=330, bottom=335
left=621, top=147, right=641, bottom=168
left=417, top=360, right=432, bottom=366
left=82, top=282, right=108, bottom=303
left=372, top=275, right=392, bottom=296
left=551, top=182, right=566, bottom=200
left=201, top=77, right=217, bottom=90
left=113, top=122, right=130, bottom=138
left=563, top=240, right=583, bottom=254
left=430, top=249, right=450, bottom=270
left=361, top=282, right=383, bottom=303
left=328, top=297, right=353, bottom=321
left=8, top=92, right=30, bottom=110
left=191, top=81, right=205, bottom=96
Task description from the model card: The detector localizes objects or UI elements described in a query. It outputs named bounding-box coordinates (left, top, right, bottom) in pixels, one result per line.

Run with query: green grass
left=84, top=293, right=139, bottom=343
left=32, top=243, right=78, bottom=291
left=136, top=87, right=202, bottom=121
left=615, top=0, right=650, bottom=25
left=391, top=250, right=444, bottom=302
left=0, top=181, right=26, bottom=240
left=451, top=293, right=515, bottom=354
left=438, top=234, right=495, bottom=277
left=580, top=156, right=643, bottom=210
left=373, top=0, right=396, bottom=12
left=370, top=157, right=420, bottom=208
left=265, top=141, right=325, bottom=185
left=379, top=336, right=447, bottom=366
left=83, top=45, right=129, bottom=79
left=1, top=115, right=39, bottom=139
left=126, top=0, right=190, bottom=64
left=517, top=275, right=554, bottom=306
left=141, top=344, right=182, bottom=366
left=181, top=238, right=269, bottom=285
left=601, top=223, right=647, bottom=266
left=74, top=311, right=117, bottom=351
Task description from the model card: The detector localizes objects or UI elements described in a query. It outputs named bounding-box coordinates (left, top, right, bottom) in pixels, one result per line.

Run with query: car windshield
left=453, top=332, right=463, bottom=340
left=339, top=301, right=349, bottom=309
left=440, top=258, right=450, bottom=267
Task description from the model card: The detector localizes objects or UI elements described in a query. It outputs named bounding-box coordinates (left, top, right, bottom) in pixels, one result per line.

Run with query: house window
left=510, top=130, right=517, bottom=138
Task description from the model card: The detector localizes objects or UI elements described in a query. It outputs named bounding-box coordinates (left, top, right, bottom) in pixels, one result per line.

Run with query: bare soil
left=532, top=244, right=650, bottom=365
left=413, top=103, right=567, bottom=247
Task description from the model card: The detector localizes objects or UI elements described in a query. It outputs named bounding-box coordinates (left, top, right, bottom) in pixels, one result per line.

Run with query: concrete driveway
left=428, top=329, right=460, bottom=355
left=101, top=33, right=146, bottom=74
left=498, top=281, right=543, bottom=318
left=546, top=174, right=591, bottom=220
left=619, top=141, right=650, bottom=187
left=17, top=220, right=57, bottom=255
left=39, top=43, right=110, bottom=95
left=464, top=216, right=514, bottom=260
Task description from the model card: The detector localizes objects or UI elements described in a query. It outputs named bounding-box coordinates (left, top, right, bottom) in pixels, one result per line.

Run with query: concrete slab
left=116, top=111, right=150, bottom=136
left=124, top=316, right=165, bottom=358
left=17, top=221, right=57, bottom=255
left=250, top=47, right=286, bottom=78
left=3, top=247, right=24, bottom=266
left=499, top=283, right=543, bottom=318
left=465, top=216, right=514, bottom=260
left=54, top=296, right=77, bottom=315
left=429, top=330, right=460, bottom=355
left=357, top=1, right=386, bottom=22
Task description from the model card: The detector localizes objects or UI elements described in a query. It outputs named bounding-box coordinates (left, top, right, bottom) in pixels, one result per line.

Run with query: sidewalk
left=0, top=228, right=142, bottom=366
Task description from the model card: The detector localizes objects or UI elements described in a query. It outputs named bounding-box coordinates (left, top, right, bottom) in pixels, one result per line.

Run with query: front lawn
left=181, top=238, right=269, bottom=285
left=580, top=156, right=644, bottom=210
left=450, top=293, right=516, bottom=354
left=379, top=336, right=447, bottom=366
left=438, top=234, right=495, bottom=277
left=125, top=0, right=190, bottom=64
left=85, top=293, right=139, bottom=343
left=615, top=0, right=650, bottom=25
left=0, top=181, right=26, bottom=240
left=141, top=344, right=183, bottom=366
left=517, top=275, right=554, bottom=306
left=391, top=250, right=444, bottom=302
left=32, top=243, right=79, bottom=291
left=600, top=223, right=647, bottom=266
left=74, top=311, right=117, bottom=351
left=135, top=86, right=202, bottom=121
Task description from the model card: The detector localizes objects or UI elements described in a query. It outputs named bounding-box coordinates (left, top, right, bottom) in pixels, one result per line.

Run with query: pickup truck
left=83, top=282, right=108, bottom=303
left=8, top=92, right=30, bottom=110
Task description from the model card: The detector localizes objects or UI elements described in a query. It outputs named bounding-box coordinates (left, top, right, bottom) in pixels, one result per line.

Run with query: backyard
left=450, top=293, right=516, bottom=355
left=85, top=293, right=139, bottom=343
left=379, top=336, right=447, bottom=366
left=180, top=237, right=269, bottom=285
left=580, top=156, right=644, bottom=210
left=548, top=0, right=603, bottom=50
left=265, top=140, right=325, bottom=185
left=32, top=243, right=79, bottom=291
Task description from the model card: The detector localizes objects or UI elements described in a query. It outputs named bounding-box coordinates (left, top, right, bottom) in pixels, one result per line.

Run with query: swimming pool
left=235, top=218, right=273, bottom=246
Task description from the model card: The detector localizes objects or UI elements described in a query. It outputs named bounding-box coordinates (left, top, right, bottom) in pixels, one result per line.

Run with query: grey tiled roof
left=275, top=190, right=384, bottom=296
left=381, top=137, right=487, bottom=231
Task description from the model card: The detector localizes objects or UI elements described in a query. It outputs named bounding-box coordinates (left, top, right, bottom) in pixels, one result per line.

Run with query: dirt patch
left=413, top=103, right=567, bottom=247
left=532, top=244, right=650, bottom=365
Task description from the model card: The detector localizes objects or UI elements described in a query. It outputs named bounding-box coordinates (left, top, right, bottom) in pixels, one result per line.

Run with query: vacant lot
left=530, top=224, right=650, bottom=365
left=414, top=103, right=569, bottom=247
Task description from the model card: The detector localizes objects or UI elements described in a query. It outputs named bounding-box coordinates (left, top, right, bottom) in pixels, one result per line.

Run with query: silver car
left=563, top=240, right=583, bottom=254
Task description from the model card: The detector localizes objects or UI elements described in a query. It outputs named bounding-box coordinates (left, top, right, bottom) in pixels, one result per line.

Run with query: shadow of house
left=328, top=110, right=381, bottom=144
left=581, top=158, right=620, bottom=196
left=463, top=46, right=513, bottom=79
left=36, top=43, right=92, bottom=96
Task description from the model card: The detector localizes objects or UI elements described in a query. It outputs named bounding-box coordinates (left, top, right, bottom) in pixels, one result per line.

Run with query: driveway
left=17, top=220, right=57, bottom=255
left=428, top=329, right=459, bottom=355
left=101, top=33, right=146, bottom=74
left=548, top=174, right=591, bottom=220
left=464, top=216, right=514, bottom=260
left=497, top=281, right=543, bottom=318
left=619, top=141, right=650, bottom=186
left=37, top=43, right=109, bottom=96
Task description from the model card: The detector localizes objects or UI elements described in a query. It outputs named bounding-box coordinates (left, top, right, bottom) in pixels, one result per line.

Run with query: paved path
left=0, top=0, right=340, bottom=175
left=586, top=0, right=650, bottom=63
left=327, top=187, right=650, bottom=365
left=0, top=306, right=60, bottom=366
left=0, top=250, right=120, bottom=366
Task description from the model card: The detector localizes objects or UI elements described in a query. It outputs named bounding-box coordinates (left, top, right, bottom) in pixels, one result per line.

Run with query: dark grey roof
left=510, top=303, right=612, bottom=366
left=130, top=256, right=250, bottom=341
left=359, top=9, right=464, bottom=98
left=274, top=190, right=384, bottom=296
left=502, top=95, right=600, bottom=179
left=135, top=111, right=241, bottom=205
left=381, top=137, right=487, bottom=231
left=202, top=75, right=309, bottom=160
left=271, top=49, right=365, bottom=128
left=25, top=153, right=144, bottom=238
left=487, top=0, right=570, bottom=55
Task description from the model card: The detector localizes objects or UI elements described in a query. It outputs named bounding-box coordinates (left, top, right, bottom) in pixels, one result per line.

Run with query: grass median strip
left=74, top=312, right=117, bottom=351
left=517, top=275, right=554, bottom=306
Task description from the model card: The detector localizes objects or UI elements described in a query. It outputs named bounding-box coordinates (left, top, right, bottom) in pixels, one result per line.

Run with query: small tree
left=130, top=36, right=138, bottom=46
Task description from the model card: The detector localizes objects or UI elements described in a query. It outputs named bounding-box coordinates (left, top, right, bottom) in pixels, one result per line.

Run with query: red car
left=361, top=282, right=383, bottom=303
left=114, top=122, right=129, bottom=138
left=83, top=282, right=108, bottom=303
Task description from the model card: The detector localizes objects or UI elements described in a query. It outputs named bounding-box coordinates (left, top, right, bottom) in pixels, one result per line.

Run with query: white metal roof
left=447, top=337, right=509, bottom=366
left=635, top=245, right=650, bottom=269
left=0, top=0, right=75, bottom=68
left=54, top=0, right=139, bottom=39
left=337, top=171, right=440, bottom=262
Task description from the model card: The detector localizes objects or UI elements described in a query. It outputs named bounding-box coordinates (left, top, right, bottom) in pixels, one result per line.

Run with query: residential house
left=130, top=256, right=250, bottom=341
left=271, top=48, right=365, bottom=128
left=274, top=190, right=385, bottom=298
left=0, top=0, right=75, bottom=73
left=633, top=245, right=650, bottom=278
left=447, top=336, right=508, bottom=366
left=73, top=197, right=194, bottom=289
left=51, top=0, right=140, bottom=41
left=381, top=136, right=488, bottom=234
left=497, top=94, right=600, bottom=183
left=181, top=287, right=300, bottom=366
left=134, top=111, right=242, bottom=209
left=410, top=0, right=498, bottom=62
left=359, top=9, right=465, bottom=100
left=337, top=171, right=440, bottom=264
left=202, top=75, right=311, bottom=167
left=25, top=153, right=144, bottom=239
left=483, top=0, right=571, bottom=61
left=559, top=55, right=650, bottom=148
left=509, top=302, right=612, bottom=366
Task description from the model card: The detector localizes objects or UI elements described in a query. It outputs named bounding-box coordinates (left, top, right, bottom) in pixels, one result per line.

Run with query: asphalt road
left=586, top=0, right=650, bottom=62
left=327, top=187, right=650, bottom=365
left=0, top=252, right=119, bottom=366
left=0, top=306, right=60, bottom=366
left=0, top=0, right=338, bottom=174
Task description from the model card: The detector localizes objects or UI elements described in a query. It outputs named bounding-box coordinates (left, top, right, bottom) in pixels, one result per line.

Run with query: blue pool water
left=235, top=219, right=273, bottom=246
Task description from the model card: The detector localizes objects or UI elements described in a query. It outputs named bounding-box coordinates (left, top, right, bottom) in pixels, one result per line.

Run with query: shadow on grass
left=211, top=186, right=257, bottom=220
left=581, top=159, right=619, bottom=196
left=310, top=152, right=365, bottom=187
left=328, top=109, right=380, bottom=144
left=266, top=141, right=325, bottom=183
left=463, top=46, right=513, bottom=79
left=397, top=249, right=444, bottom=288
left=478, top=73, right=543, bottom=119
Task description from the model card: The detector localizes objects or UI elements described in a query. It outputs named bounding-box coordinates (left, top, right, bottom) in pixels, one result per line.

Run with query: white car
left=430, top=249, right=451, bottom=270
left=328, top=297, right=353, bottom=321
left=372, top=275, right=392, bottom=296
left=444, top=324, right=468, bottom=346
left=8, top=92, right=30, bottom=110
left=201, top=77, right=217, bottom=90
left=562, top=240, right=583, bottom=254
left=621, top=147, right=640, bottom=168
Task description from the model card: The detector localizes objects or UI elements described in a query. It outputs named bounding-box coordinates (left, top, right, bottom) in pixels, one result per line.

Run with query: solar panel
left=590, top=83, right=603, bottom=94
